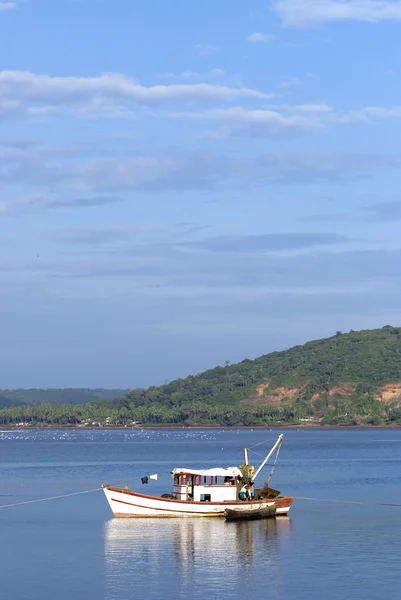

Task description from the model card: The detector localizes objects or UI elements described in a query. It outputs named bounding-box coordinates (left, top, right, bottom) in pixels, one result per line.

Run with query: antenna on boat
left=252, top=434, right=283, bottom=482
left=244, top=448, right=249, bottom=465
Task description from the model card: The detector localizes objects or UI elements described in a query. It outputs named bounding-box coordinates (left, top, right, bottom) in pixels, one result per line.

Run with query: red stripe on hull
left=111, top=497, right=222, bottom=515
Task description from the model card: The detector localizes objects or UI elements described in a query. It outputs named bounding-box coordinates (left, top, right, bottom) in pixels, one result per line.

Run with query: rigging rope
left=247, top=448, right=268, bottom=460
left=266, top=442, right=282, bottom=485
left=247, top=437, right=278, bottom=451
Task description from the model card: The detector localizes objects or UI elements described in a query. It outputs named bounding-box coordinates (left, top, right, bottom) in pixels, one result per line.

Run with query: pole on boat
left=252, top=434, right=283, bottom=482
left=244, top=448, right=249, bottom=465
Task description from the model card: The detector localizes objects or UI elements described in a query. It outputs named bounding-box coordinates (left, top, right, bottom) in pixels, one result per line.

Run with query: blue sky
left=1, top=0, right=400, bottom=388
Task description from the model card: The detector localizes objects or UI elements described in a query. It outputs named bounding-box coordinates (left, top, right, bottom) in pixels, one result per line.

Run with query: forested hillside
left=2, top=326, right=401, bottom=426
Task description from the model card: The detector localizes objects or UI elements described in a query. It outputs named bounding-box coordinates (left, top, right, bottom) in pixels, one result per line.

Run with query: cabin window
left=200, top=494, right=211, bottom=502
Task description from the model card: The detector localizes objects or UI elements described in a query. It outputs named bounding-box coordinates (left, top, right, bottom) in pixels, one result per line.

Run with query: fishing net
left=254, top=482, right=281, bottom=499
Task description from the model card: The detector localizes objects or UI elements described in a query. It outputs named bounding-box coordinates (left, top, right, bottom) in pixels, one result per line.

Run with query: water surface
left=1, top=428, right=400, bottom=600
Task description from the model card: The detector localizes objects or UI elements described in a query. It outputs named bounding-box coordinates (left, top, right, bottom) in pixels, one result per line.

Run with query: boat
left=224, top=504, right=276, bottom=521
left=102, top=433, right=293, bottom=518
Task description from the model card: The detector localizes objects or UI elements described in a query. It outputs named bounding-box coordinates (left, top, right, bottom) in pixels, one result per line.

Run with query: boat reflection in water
left=104, top=517, right=292, bottom=600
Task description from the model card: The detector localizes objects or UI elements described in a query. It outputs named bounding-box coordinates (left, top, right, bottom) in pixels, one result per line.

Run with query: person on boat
left=240, top=484, right=253, bottom=500
left=240, top=483, right=254, bottom=501
left=239, top=485, right=247, bottom=500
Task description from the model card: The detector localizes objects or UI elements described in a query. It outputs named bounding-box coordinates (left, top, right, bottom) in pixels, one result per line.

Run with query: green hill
left=109, top=325, right=401, bottom=426
left=2, top=326, right=401, bottom=426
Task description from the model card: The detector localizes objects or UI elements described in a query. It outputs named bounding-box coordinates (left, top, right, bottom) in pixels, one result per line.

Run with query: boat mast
left=252, top=434, right=283, bottom=482
left=244, top=448, right=249, bottom=465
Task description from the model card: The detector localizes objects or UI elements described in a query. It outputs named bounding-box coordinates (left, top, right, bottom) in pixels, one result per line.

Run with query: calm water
left=1, top=428, right=401, bottom=600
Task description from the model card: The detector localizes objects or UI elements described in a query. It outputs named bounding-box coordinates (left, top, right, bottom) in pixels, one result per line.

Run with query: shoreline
left=1, top=423, right=401, bottom=431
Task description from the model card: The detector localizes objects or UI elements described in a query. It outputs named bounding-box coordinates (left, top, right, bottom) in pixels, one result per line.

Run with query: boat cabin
left=171, top=467, right=242, bottom=502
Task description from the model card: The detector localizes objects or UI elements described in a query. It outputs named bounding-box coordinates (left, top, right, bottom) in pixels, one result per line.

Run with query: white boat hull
left=103, top=486, right=293, bottom=518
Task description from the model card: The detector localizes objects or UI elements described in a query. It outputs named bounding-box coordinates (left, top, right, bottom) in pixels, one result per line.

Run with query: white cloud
left=1, top=139, right=400, bottom=192
left=0, top=194, right=45, bottom=216
left=294, top=103, right=333, bottom=112
left=0, top=70, right=268, bottom=119
left=248, top=32, right=278, bottom=42
left=269, top=103, right=333, bottom=112
left=0, top=194, right=123, bottom=216
left=278, top=77, right=302, bottom=88
left=274, top=0, right=401, bottom=27
left=171, top=106, right=324, bottom=139
left=0, top=2, right=15, bottom=11
left=62, top=151, right=401, bottom=189
left=265, top=103, right=401, bottom=126
left=195, top=43, right=218, bottom=56
left=157, top=69, right=225, bottom=80
left=339, top=105, right=401, bottom=123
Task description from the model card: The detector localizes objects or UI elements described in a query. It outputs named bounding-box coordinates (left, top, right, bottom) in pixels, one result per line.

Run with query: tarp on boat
left=171, top=467, right=242, bottom=477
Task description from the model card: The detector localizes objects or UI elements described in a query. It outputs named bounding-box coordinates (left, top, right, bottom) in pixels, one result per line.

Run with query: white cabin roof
left=171, top=467, right=242, bottom=478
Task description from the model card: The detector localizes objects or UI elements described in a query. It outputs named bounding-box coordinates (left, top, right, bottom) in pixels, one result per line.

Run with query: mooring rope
left=1, top=488, right=400, bottom=510
left=293, top=496, right=401, bottom=507
left=0, top=487, right=101, bottom=509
